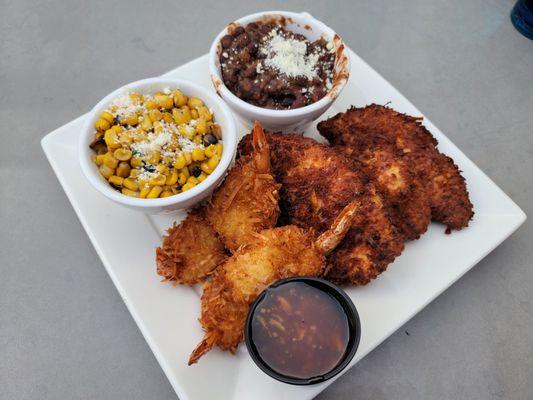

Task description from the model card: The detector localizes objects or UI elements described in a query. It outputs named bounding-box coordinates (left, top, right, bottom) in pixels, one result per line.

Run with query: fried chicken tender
left=239, top=133, right=404, bottom=286
left=156, top=209, right=227, bottom=285
left=155, top=122, right=280, bottom=285
left=188, top=200, right=359, bottom=365
left=205, top=122, right=280, bottom=253
left=318, top=105, right=473, bottom=231
left=317, top=109, right=431, bottom=240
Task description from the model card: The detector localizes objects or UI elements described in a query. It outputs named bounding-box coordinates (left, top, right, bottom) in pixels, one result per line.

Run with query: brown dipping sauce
left=250, top=281, right=350, bottom=379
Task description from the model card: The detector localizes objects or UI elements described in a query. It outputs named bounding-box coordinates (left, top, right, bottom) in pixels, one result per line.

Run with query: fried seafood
left=317, top=109, right=431, bottom=240
left=188, top=200, right=359, bottom=365
left=205, top=122, right=280, bottom=253
left=239, top=132, right=404, bottom=286
left=156, top=209, right=227, bottom=285
left=318, top=105, right=473, bottom=231
left=155, top=122, right=280, bottom=285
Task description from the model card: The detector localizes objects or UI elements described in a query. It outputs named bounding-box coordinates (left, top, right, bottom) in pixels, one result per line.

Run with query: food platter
left=41, top=47, right=526, bottom=399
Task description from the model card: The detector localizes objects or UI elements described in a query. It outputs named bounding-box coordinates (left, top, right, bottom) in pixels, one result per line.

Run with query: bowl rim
left=78, top=77, right=237, bottom=209
left=244, top=276, right=361, bottom=385
left=208, top=10, right=350, bottom=118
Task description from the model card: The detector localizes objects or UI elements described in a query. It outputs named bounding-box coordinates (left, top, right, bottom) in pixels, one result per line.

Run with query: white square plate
left=42, top=48, right=526, bottom=400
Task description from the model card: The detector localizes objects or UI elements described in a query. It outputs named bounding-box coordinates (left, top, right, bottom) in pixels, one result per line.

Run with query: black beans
left=203, top=134, right=218, bottom=146
left=219, top=22, right=334, bottom=110
left=191, top=166, right=202, bottom=178
left=220, top=35, right=233, bottom=49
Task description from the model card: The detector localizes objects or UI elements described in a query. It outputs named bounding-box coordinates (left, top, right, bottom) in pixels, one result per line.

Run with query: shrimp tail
left=188, top=331, right=219, bottom=365
left=252, top=120, right=271, bottom=173
left=315, top=200, right=359, bottom=255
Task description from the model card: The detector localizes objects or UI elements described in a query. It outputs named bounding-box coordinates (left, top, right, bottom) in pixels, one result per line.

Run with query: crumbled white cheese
left=260, top=30, right=319, bottom=80
left=109, top=94, right=145, bottom=118
left=139, top=168, right=157, bottom=181
left=162, top=87, right=171, bottom=94
left=178, top=136, right=203, bottom=153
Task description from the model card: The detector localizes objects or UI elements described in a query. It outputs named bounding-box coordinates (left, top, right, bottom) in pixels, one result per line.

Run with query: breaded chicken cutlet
left=239, top=132, right=404, bottom=286
left=318, top=105, right=473, bottom=232
left=318, top=112, right=431, bottom=240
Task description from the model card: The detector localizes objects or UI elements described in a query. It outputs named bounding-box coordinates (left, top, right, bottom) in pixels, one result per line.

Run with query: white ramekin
left=79, top=78, right=237, bottom=215
left=208, top=11, right=350, bottom=132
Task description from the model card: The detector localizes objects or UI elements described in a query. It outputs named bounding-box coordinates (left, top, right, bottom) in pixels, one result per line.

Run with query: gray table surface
left=1, top=0, right=532, bottom=399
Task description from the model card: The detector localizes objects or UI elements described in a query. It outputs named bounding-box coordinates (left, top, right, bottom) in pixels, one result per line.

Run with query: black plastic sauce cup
left=244, top=277, right=361, bottom=385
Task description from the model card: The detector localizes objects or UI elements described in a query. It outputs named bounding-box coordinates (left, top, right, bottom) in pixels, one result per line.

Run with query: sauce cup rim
left=244, top=276, right=361, bottom=385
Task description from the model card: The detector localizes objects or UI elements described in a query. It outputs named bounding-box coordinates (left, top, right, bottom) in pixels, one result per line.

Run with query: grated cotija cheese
left=108, top=93, right=147, bottom=118
left=260, top=30, right=321, bottom=80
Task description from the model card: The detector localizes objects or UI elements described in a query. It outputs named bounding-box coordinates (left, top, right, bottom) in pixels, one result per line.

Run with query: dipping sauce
left=219, top=22, right=335, bottom=110
left=249, top=281, right=350, bottom=380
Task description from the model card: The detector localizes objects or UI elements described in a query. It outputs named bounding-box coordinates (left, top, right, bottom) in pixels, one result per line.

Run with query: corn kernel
left=181, top=182, right=195, bottom=192
left=177, top=172, right=187, bottom=185
left=200, top=162, right=212, bottom=174
left=187, top=176, right=199, bottom=185
left=108, top=175, right=124, bottom=187
left=191, top=108, right=199, bottom=119
left=193, top=135, right=202, bottom=145
left=123, top=114, right=139, bottom=126
left=140, top=114, right=153, bottom=131
left=160, top=190, right=174, bottom=198
left=184, top=152, right=193, bottom=165
left=130, top=157, right=142, bottom=168
left=148, top=109, right=162, bottom=122
left=173, top=155, right=186, bottom=170
left=156, top=164, right=169, bottom=174
left=216, top=142, right=223, bottom=157
left=192, top=148, right=205, bottom=161
left=166, top=170, right=178, bottom=185
left=196, top=118, right=208, bottom=135
left=145, top=100, right=158, bottom=110
left=197, top=106, right=212, bottom=121
left=129, top=93, right=144, bottom=103
left=172, top=107, right=190, bottom=125
left=103, top=152, right=119, bottom=169
left=95, top=154, right=106, bottom=166
left=162, top=112, right=174, bottom=123
left=188, top=97, right=204, bottom=109
left=112, top=124, right=123, bottom=134
left=95, top=118, right=111, bottom=131
left=100, top=111, right=114, bottom=124
left=205, top=144, right=217, bottom=158
left=172, top=90, right=187, bottom=107
left=123, top=178, right=139, bottom=191
left=147, top=185, right=163, bottom=199
left=197, top=172, right=208, bottom=182
left=116, top=162, right=131, bottom=178
left=150, top=174, right=167, bottom=186
left=207, top=155, right=220, bottom=170
left=139, top=187, right=150, bottom=198
left=99, top=164, right=114, bottom=179
left=104, top=129, right=120, bottom=149
left=113, top=148, right=132, bottom=161
left=148, top=150, right=161, bottom=165
left=178, top=124, right=195, bottom=139
left=129, top=169, right=141, bottom=178
left=179, top=166, right=190, bottom=179
left=155, top=94, right=174, bottom=110
left=119, top=131, right=133, bottom=146
left=121, top=188, right=139, bottom=197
